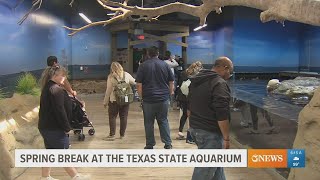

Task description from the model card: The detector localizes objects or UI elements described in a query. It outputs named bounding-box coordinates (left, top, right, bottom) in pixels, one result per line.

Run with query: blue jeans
left=142, top=100, right=172, bottom=147
left=189, top=128, right=226, bottom=180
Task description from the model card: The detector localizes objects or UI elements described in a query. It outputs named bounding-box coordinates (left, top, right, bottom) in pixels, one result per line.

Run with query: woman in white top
left=103, top=62, right=136, bottom=140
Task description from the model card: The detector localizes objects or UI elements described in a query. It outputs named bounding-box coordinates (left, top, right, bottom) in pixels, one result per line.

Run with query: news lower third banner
left=15, top=149, right=305, bottom=168
left=15, top=149, right=247, bottom=167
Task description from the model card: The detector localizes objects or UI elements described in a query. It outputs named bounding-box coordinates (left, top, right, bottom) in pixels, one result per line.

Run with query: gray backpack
left=114, top=73, right=134, bottom=105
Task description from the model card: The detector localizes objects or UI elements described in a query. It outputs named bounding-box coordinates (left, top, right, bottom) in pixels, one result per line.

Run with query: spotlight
left=79, top=13, right=92, bottom=24
left=194, top=24, right=207, bottom=31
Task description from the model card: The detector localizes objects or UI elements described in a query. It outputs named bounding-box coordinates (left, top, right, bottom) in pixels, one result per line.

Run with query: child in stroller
left=70, top=96, right=95, bottom=141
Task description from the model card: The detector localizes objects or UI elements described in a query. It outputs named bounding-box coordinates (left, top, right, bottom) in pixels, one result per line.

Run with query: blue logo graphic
left=287, top=149, right=305, bottom=168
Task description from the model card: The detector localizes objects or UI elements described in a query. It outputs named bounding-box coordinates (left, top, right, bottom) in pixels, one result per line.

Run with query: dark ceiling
left=40, top=0, right=234, bottom=29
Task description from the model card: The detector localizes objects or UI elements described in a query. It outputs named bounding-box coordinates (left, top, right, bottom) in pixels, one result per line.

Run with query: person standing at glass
left=188, top=57, right=233, bottom=180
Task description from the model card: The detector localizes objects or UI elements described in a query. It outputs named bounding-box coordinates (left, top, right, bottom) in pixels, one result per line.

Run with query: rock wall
left=0, top=94, right=42, bottom=180
left=288, top=87, right=320, bottom=180
left=71, top=80, right=107, bottom=94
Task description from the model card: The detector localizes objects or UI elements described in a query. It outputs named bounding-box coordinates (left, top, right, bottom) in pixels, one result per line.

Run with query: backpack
left=113, top=72, right=134, bottom=105
left=180, top=79, right=191, bottom=96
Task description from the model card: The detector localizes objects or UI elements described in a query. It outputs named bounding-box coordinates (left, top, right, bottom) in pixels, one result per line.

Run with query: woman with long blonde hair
left=185, top=61, right=203, bottom=76
left=103, top=62, right=136, bottom=140
left=176, top=61, right=203, bottom=142
left=38, top=66, right=90, bottom=180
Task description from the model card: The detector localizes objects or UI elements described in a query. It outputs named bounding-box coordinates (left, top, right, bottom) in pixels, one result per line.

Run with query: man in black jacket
left=188, top=57, right=233, bottom=180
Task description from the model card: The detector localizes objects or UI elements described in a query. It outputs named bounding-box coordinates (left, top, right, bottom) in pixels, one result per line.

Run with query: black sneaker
left=186, top=140, right=196, bottom=145
left=144, top=146, right=153, bottom=149
left=164, top=144, right=172, bottom=149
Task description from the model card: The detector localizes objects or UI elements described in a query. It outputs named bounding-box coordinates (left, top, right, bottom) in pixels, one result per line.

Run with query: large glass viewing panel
left=230, top=80, right=303, bottom=121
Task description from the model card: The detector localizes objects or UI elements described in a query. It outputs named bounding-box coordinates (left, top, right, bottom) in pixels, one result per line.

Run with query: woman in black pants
left=39, top=66, right=90, bottom=180
left=176, top=61, right=202, bottom=142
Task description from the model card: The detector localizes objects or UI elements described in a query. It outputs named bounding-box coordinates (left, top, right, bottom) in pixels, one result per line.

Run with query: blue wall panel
left=117, top=31, right=128, bottom=48
left=300, top=25, right=320, bottom=72
left=232, top=7, right=300, bottom=72
left=187, top=26, right=233, bottom=65
left=71, top=25, right=110, bottom=65
left=187, top=31, right=215, bottom=64
left=0, top=1, right=71, bottom=75
left=167, top=38, right=182, bottom=57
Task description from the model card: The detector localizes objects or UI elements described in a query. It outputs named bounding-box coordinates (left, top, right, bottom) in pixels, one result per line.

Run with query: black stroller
left=70, top=96, right=95, bottom=141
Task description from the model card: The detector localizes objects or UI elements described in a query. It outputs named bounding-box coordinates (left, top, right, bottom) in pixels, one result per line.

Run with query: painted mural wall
left=232, top=7, right=301, bottom=72
left=187, top=31, right=215, bottom=64
left=0, top=0, right=72, bottom=95
left=300, top=25, right=320, bottom=72
left=0, top=1, right=72, bottom=76
left=70, top=23, right=111, bottom=79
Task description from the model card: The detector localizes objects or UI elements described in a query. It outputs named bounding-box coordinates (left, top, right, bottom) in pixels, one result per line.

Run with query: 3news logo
left=287, top=149, right=305, bottom=168
left=248, top=149, right=305, bottom=168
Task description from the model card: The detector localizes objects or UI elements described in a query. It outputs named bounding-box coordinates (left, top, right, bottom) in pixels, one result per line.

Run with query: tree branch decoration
left=16, top=0, right=75, bottom=25
left=18, top=0, right=320, bottom=36
left=17, top=0, right=42, bottom=25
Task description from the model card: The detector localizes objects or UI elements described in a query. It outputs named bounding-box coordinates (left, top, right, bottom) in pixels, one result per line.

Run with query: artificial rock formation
left=288, top=87, right=320, bottom=180
left=0, top=94, right=42, bottom=180
left=71, top=80, right=107, bottom=94
left=272, top=77, right=320, bottom=97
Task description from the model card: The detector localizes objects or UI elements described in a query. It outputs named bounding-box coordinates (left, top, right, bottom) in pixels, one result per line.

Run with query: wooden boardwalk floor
left=16, top=94, right=283, bottom=180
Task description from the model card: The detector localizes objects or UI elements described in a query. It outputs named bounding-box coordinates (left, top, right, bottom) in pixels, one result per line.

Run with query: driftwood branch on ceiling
left=17, top=0, right=320, bottom=36
left=17, top=0, right=42, bottom=25
left=17, top=0, right=76, bottom=25
left=64, top=0, right=320, bottom=36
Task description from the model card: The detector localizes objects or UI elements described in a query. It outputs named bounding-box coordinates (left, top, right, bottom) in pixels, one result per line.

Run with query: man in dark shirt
left=46, top=56, right=76, bottom=96
left=136, top=46, right=175, bottom=149
left=188, top=57, right=233, bottom=180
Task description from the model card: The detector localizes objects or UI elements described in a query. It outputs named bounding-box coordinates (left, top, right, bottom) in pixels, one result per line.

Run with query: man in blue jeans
left=188, top=57, right=233, bottom=180
left=136, top=46, right=175, bottom=149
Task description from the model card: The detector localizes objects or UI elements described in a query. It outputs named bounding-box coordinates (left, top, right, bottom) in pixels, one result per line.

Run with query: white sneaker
left=178, top=132, right=184, bottom=137
left=71, top=174, right=91, bottom=180
left=249, top=129, right=260, bottom=134
left=240, top=122, right=249, bottom=128
left=176, top=132, right=186, bottom=140
left=103, top=135, right=115, bottom=141
left=40, top=176, right=59, bottom=180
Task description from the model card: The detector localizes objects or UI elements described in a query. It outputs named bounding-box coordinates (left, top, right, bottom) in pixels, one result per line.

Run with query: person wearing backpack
left=176, top=61, right=202, bottom=143
left=103, top=62, right=136, bottom=140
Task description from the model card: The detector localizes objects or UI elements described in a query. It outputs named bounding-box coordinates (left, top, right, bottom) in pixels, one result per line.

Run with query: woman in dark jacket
left=176, top=61, right=202, bottom=143
left=39, top=66, right=90, bottom=180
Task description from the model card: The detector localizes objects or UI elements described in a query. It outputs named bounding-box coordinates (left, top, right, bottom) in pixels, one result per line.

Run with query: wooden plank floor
left=16, top=94, right=282, bottom=180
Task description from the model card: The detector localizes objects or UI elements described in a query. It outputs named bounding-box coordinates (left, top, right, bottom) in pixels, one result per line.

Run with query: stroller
left=70, top=96, right=95, bottom=141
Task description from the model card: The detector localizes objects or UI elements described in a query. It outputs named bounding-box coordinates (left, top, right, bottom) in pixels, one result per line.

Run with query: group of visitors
left=105, top=47, right=233, bottom=179
left=38, top=48, right=235, bottom=180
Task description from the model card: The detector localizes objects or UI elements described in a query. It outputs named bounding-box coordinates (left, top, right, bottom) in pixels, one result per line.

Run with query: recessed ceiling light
left=79, top=13, right=92, bottom=23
